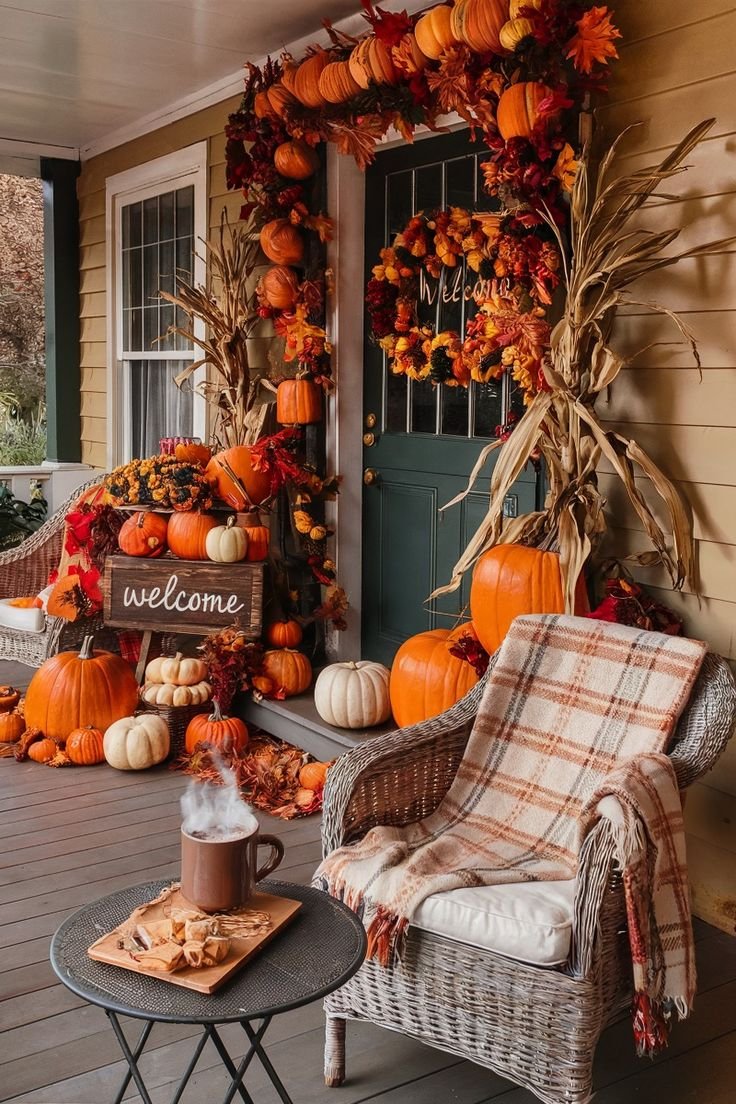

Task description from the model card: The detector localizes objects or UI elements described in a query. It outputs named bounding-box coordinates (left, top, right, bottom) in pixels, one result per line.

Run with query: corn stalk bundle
left=433, top=120, right=735, bottom=611
left=160, top=214, right=269, bottom=449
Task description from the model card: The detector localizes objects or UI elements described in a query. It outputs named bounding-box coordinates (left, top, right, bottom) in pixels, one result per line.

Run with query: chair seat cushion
left=411, top=879, right=575, bottom=966
left=0, top=598, right=45, bottom=633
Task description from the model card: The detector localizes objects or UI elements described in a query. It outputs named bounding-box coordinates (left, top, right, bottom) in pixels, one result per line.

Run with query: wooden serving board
left=87, top=889, right=301, bottom=994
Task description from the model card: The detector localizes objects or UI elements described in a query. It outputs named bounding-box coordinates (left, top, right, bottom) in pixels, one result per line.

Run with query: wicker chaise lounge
left=320, top=648, right=736, bottom=1104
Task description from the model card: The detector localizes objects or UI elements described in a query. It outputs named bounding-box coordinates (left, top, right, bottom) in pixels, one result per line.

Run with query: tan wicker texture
left=321, top=649, right=736, bottom=1104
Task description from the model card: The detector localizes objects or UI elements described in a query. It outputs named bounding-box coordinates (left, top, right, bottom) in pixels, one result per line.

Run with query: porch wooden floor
left=1, top=659, right=735, bottom=1104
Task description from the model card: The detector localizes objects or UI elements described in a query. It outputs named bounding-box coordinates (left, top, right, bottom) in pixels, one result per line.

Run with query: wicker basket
left=138, top=698, right=212, bottom=758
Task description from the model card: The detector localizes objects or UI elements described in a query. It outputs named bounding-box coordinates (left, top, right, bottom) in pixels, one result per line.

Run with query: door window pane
left=445, top=156, right=475, bottom=211
left=441, top=384, right=469, bottom=436
left=410, top=379, right=437, bottom=433
left=473, top=380, right=503, bottom=437
left=415, top=162, right=443, bottom=213
left=387, top=171, right=413, bottom=237
left=385, top=370, right=408, bottom=432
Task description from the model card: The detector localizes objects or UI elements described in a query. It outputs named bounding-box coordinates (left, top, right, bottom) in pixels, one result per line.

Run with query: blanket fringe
left=365, top=906, right=408, bottom=967
left=633, top=991, right=670, bottom=1057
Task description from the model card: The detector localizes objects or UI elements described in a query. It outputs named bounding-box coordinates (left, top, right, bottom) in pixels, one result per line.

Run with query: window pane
left=143, top=243, right=159, bottom=301
left=159, top=302, right=175, bottom=350
left=445, top=157, right=474, bottom=211
left=415, top=162, right=443, bottom=213
left=129, top=307, right=143, bottom=351
left=387, top=171, right=412, bottom=237
left=385, top=369, right=407, bottom=432
left=176, top=186, right=194, bottom=239
left=410, top=378, right=436, bottom=433
left=124, top=202, right=142, bottom=249
left=473, top=379, right=502, bottom=438
left=129, top=359, right=193, bottom=458
left=158, top=239, right=175, bottom=295
left=143, top=196, right=158, bottom=244
left=176, top=235, right=193, bottom=283
left=441, top=383, right=469, bottom=436
left=159, top=191, right=175, bottom=241
left=143, top=305, right=160, bottom=349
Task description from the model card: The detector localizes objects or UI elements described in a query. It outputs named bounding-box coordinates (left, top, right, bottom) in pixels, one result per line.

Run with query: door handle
left=363, top=468, right=380, bottom=486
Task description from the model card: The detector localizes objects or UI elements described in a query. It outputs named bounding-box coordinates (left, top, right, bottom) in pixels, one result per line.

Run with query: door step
left=240, top=694, right=396, bottom=762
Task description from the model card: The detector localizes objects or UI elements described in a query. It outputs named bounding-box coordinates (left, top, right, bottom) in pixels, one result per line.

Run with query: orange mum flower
left=567, top=6, right=621, bottom=74
left=552, top=143, right=579, bottom=193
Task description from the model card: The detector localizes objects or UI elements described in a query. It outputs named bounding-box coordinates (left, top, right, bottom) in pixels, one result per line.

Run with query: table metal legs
left=105, top=1012, right=295, bottom=1104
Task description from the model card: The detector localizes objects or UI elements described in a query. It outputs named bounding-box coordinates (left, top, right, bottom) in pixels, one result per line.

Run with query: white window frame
left=105, top=142, right=208, bottom=466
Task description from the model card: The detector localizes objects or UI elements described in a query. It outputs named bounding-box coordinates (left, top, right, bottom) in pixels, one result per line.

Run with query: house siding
left=604, top=0, right=736, bottom=932
left=77, top=95, right=242, bottom=469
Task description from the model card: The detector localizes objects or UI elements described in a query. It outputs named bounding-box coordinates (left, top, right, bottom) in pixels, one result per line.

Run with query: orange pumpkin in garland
left=414, top=5, right=459, bottom=59
left=167, top=512, right=218, bottom=560
left=259, top=220, right=304, bottom=266
left=276, top=378, right=322, bottom=425
left=291, top=50, right=330, bottom=108
left=451, top=0, right=509, bottom=54
left=260, top=266, right=300, bottom=311
left=274, top=140, right=320, bottom=180
left=496, top=81, right=555, bottom=141
left=348, top=36, right=399, bottom=89
left=184, top=703, right=249, bottom=755
left=118, top=511, right=168, bottom=558
left=318, top=60, right=362, bottom=104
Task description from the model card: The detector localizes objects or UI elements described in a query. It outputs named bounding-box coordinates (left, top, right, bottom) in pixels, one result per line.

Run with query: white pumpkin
left=103, top=714, right=170, bottom=770
left=314, top=660, right=391, bottom=729
left=205, top=516, right=248, bottom=563
left=144, top=655, right=167, bottom=684
left=158, top=653, right=208, bottom=686
left=141, top=681, right=212, bottom=707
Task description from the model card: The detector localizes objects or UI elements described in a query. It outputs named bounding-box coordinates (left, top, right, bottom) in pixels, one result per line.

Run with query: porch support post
left=41, top=156, right=81, bottom=463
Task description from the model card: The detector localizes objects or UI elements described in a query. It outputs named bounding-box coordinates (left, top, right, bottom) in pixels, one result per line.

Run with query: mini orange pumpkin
left=299, top=761, right=330, bottom=790
left=206, top=446, right=272, bottom=510
left=118, top=511, right=169, bottom=558
left=266, top=619, right=303, bottom=648
left=0, top=710, right=25, bottom=743
left=66, top=726, right=105, bottom=766
left=262, top=649, right=312, bottom=697
left=260, top=220, right=304, bottom=266
left=174, top=442, right=212, bottom=467
left=414, top=5, right=458, bottom=59
left=276, top=378, right=322, bottom=425
left=0, top=685, right=21, bottom=713
left=274, top=140, right=320, bottom=180
left=244, top=524, right=269, bottom=562
left=496, top=81, right=554, bottom=141
left=28, top=737, right=57, bottom=764
left=260, top=266, right=300, bottom=311
left=184, top=702, right=249, bottom=755
left=318, top=60, right=361, bottom=104
left=166, top=512, right=218, bottom=560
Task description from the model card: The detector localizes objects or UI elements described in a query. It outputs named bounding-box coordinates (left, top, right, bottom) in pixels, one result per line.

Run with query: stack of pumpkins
left=253, top=0, right=555, bottom=145
left=117, top=444, right=271, bottom=565
left=259, top=618, right=313, bottom=700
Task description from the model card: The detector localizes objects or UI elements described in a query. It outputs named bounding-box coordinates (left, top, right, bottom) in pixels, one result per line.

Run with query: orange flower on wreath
left=553, top=143, right=580, bottom=193
left=567, top=6, right=621, bottom=74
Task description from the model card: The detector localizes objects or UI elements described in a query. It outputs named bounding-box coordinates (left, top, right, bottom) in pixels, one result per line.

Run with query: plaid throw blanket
left=316, top=614, right=706, bottom=1051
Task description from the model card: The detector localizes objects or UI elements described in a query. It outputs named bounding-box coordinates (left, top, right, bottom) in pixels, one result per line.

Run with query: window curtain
left=130, top=359, right=193, bottom=457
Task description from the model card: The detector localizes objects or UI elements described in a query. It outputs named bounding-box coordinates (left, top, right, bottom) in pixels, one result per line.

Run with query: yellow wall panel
left=80, top=267, right=106, bottom=296
left=601, top=369, right=736, bottom=428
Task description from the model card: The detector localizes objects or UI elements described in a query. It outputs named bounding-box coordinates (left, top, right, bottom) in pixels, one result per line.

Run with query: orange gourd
left=262, top=82, right=295, bottom=118
left=174, top=442, right=212, bottom=467
left=66, top=725, right=105, bottom=766
left=276, top=378, right=322, bottom=425
left=28, top=737, right=57, bottom=763
left=244, top=524, right=269, bottom=562
left=0, top=685, right=21, bottom=712
left=291, top=51, right=331, bottom=107
left=389, top=627, right=479, bottom=728
left=499, top=17, right=535, bottom=51
left=24, top=636, right=139, bottom=743
left=184, top=702, right=249, bottom=755
left=470, top=544, right=589, bottom=656
left=118, top=511, right=169, bottom=558
left=206, top=445, right=272, bottom=509
left=259, top=219, right=304, bottom=266
left=274, top=140, right=320, bottom=180
left=0, top=710, right=25, bottom=743
left=414, top=5, right=458, bottom=59
left=166, top=512, right=218, bottom=560
left=266, top=619, right=303, bottom=648
left=260, top=265, right=300, bottom=310
left=496, top=81, right=553, bottom=141
left=299, top=761, right=329, bottom=790
left=348, top=36, right=399, bottom=89
left=450, top=0, right=508, bottom=54
left=262, top=649, right=312, bottom=697
left=318, top=60, right=362, bottom=104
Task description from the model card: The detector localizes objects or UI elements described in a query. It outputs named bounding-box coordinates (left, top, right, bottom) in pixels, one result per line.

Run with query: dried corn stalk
left=433, top=119, right=735, bottom=608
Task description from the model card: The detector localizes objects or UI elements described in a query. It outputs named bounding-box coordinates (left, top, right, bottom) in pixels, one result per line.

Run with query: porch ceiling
left=0, top=0, right=357, bottom=156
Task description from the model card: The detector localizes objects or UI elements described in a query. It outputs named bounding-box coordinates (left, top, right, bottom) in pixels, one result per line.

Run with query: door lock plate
left=363, top=432, right=376, bottom=447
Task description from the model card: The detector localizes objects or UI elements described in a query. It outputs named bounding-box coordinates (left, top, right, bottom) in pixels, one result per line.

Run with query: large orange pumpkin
left=318, top=60, right=362, bottom=104
left=292, top=51, right=331, bottom=107
left=450, top=0, right=508, bottom=54
left=414, top=5, right=458, bottom=59
left=184, top=703, right=249, bottom=755
left=259, top=219, right=304, bottom=266
left=166, top=512, right=218, bottom=560
left=260, top=266, right=300, bottom=311
left=66, top=725, right=105, bottom=766
left=496, top=82, right=554, bottom=141
left=274, top=140, right=320, bottom=180
left=348, top=36, right=398, bottom=89
left=266, top=619, right=303, bottom=648
left=206, top=446, right=272, bottom=510
left=389, top=627, right=479, bottom=729
left=118, top=511, right=168, bottom=558
left=262, top=649, right=312, bottom=697
left=276, top=379, right=322, bottom=425
left=470, top=544, right=589, bottom=656
left=24, top=636, right=139, bottom=743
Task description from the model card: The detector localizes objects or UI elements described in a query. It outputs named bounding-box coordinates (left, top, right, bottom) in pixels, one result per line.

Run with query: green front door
left=361, top=130, right=540, bottom=665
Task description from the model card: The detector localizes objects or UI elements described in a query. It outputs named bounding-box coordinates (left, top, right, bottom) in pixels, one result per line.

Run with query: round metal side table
left=50, top=879, right=366, bottom=1104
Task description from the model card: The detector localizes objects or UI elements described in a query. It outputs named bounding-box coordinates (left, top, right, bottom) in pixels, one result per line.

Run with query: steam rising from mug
left=180, top=758, right=258, bottom=838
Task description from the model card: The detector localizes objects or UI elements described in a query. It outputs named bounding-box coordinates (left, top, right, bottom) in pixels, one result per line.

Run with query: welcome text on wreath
left=103, top=555, right=264, bottom=638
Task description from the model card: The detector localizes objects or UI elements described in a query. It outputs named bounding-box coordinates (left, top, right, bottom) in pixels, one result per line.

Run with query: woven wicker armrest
left=669, top=653, right=736, bottom=789
left=321, top=664, right=495, bottom=858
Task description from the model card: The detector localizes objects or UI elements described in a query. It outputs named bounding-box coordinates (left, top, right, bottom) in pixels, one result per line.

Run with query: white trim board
left=81, top=0, right=431, bottom=161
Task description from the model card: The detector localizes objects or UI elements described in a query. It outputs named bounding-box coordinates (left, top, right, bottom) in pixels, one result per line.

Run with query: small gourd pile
left=259, top=619, right=313, bottom=699
left=142, top=653, right=211, bottom=707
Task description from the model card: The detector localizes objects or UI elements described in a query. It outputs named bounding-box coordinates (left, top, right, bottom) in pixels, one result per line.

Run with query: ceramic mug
left=180, top=827, right=284, bottom=913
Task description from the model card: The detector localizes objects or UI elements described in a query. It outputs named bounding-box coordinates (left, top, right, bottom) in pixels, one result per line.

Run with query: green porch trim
left=41, top=156, right=82, bottom=464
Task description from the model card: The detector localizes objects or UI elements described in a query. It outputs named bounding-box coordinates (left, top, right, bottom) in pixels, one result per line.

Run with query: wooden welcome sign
left=103, top=555, right=264, bottom=638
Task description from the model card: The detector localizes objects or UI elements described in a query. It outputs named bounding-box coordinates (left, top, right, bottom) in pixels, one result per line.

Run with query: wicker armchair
left=320, top=650, right=736, bottom=1104
left=0, top=477, right=117, bottom=666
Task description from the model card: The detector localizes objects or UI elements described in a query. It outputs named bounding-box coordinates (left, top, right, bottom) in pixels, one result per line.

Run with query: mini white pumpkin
left=141, top=681, right=212, bottom=707
left=158, top=652, right=208, bottom=686
left=314, top=660, right=391, bottom=729
left=103, top=714, right=170, bottom=770
left=205, top=515, right=248, bottom=563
